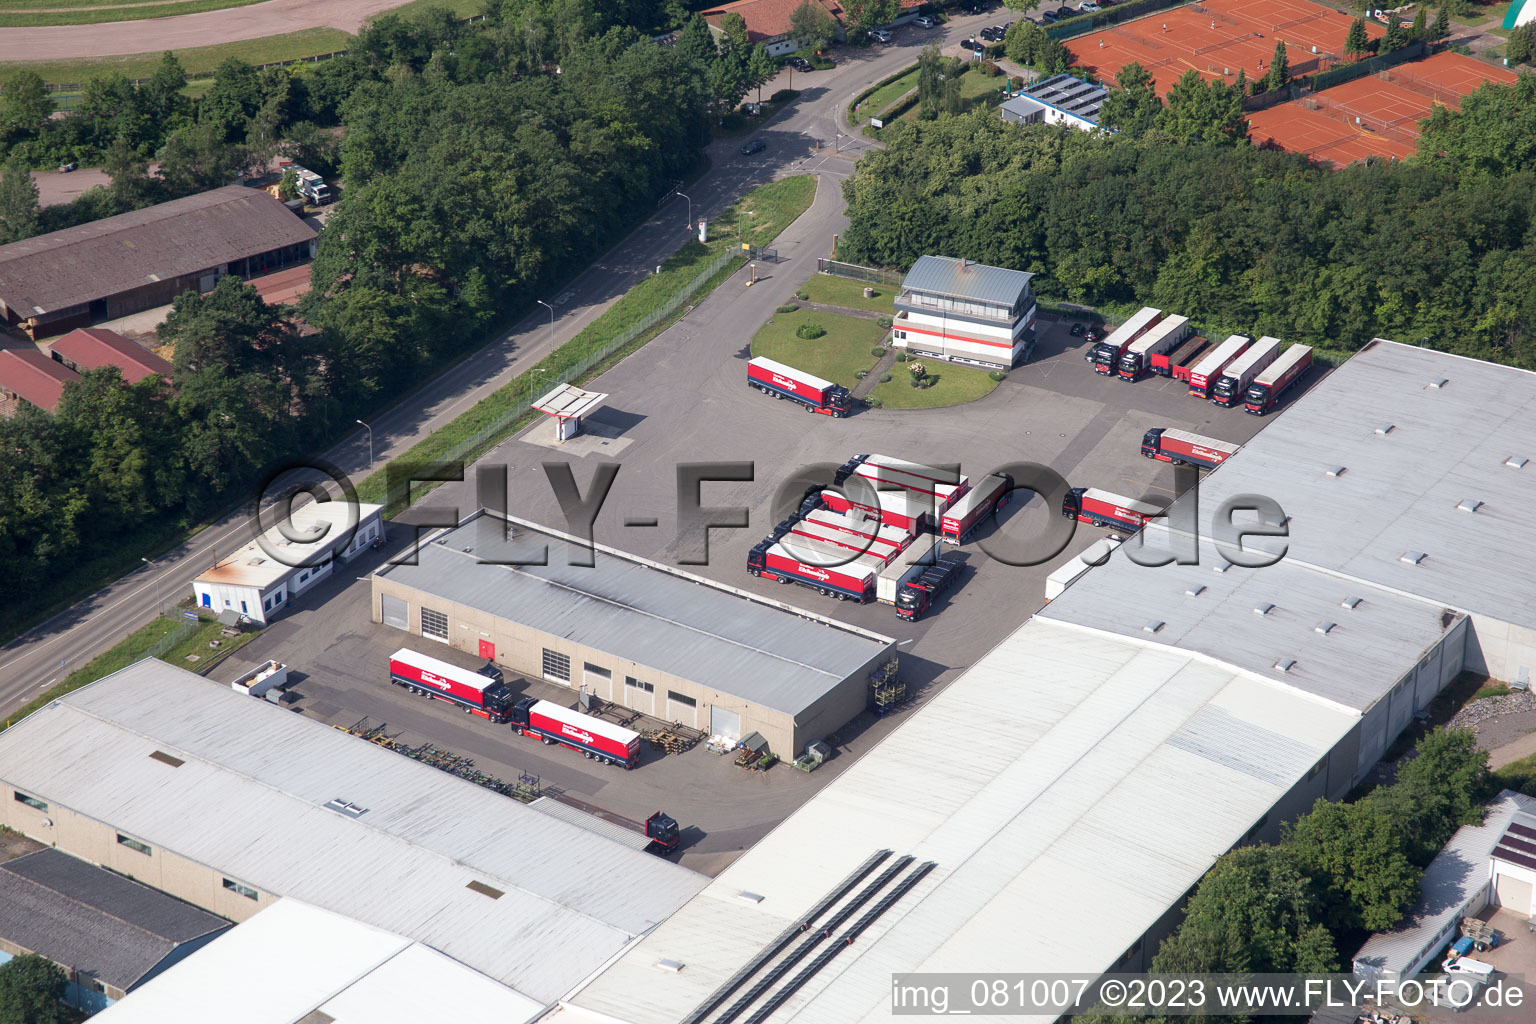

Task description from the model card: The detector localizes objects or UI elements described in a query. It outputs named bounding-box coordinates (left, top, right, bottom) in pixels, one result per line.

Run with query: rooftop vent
left=1212, top=560, right=1232, bottom=574
left=1429, top=377, right=1448, bottom=389
left=247, top=557, right=265, bottom=566
left=1325, top=466, right=1346, bottom=478
left=736, top=891, right=765, bottom=905
left=1275, top=658, right=1297, bottom=673
left=1144, top=620, right=1165, bottom=634
left=1400, top=551, right=1427, bottom=565
left=323, top=799, right=368, bottom=818
left=465, top=880, right=504, bottom=900
left=1255, top=603, right=1275, bottom=616
left=148, top=750, right=184, bottom=768
left=1315, top=621, right=1336, bottom=635
left=1375, top=424, right=1395, bottom=435
left=1342, top=596, right=1362, bottom=609
left=1456, top=499, right=1483, bottom=513
left=1506, top=456, right=1528, bottom=469
left=1186, top=584, right=1206, bottom=597
left=656, top=959, right=686, bottom=973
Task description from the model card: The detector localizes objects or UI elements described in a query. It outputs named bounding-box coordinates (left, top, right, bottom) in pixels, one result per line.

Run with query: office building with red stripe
left=890, top=255, right=1037, bottom=370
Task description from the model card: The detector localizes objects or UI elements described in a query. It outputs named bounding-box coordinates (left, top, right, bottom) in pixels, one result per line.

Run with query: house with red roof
left=702, top=0, right=847, bottom=57
left=0, top=347, right=79, bottom=413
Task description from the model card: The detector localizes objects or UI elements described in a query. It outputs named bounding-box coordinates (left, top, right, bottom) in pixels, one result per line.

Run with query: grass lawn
left=1451, top=0, right=1510, bottom=24
left=798, top=273, right=896, bottom=313
left=0, top=0, right=266, bottom=28
left=898, top=68, right=1006, bottom=121
left=868, top=358, right=1000, bottom=409
left=0, top=27, right=351, bottom=86
left=1495, top=749, right=1536, bottom=794
left=371, top=0, right=484, bottom=16
left=853, top=66, right=918, bottom=123
left=750, top=310, right=888, bottom=390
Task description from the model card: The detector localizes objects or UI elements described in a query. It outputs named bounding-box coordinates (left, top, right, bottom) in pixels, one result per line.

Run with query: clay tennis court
left=1068, top=0, right=1381, bottom=95
left=1247, top=51, right=1519, bottom=166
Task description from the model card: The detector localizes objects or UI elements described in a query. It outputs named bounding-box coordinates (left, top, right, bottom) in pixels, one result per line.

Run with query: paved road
left=0, top=17, right=992, bottom=716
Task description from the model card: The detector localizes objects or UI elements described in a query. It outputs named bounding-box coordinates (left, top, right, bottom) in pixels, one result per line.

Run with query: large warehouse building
left=371, top=511, right=896, bottom=757
left=0, top=185, right=316, bottom=338
left=0, top=661, right=706, bottom=1019
left=549, top=340, right=1536, bottom=1023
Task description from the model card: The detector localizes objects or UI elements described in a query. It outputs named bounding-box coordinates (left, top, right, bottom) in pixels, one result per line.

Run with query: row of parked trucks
left=745, top=453, right=1011, bottom=617
left=1089, top=307, right=1314, bottom=414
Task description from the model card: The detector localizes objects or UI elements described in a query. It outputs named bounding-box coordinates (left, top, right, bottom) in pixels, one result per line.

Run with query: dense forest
left=840, top=71, right=1536, bottom=366
left=0, top=2, right=777, bottom=623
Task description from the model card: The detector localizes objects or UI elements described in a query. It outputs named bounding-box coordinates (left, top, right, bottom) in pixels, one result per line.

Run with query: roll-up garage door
left=710, top=706, right=741, bottom=743
left=380, top=595, right=408, bottom=630
left=1496, top=872, right=1533, bottom=916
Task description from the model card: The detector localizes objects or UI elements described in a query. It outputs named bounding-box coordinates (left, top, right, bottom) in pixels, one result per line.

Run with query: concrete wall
left=1464, top=612, right=1536, bottom=686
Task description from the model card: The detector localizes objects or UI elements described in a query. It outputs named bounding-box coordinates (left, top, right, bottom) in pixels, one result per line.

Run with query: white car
left=1079, top=1, right=1101, bottom=10
left=868, top=27, right=892, bottom=43
left=915, top=15, right=937, bottom=27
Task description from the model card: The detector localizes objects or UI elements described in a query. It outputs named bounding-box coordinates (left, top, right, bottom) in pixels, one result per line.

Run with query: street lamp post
left=536, top=300, right=556, bottom=348
left=356, top=419, right=373, bottom=469
left=527, top=366, right=549, bottom=407
left=675, top=191, right=692, bottom=231
left=141, top=557, right=161, bottom=616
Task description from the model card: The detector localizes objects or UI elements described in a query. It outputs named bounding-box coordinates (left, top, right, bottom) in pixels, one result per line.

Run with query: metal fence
left=816, top=258, right=903, bottom=287
left=1046, top=0, right=1193, bottom=42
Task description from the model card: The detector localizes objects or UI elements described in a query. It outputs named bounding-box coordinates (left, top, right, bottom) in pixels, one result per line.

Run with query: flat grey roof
left=377, top=512, right=893, bottom=716
left=1022, top=73, right=1107, bottom=119
left=1185, top=340, right=1536, bottom=629
left=900, top=255, right=1034, bottom=308
left=0, top=849, right=229, bottom=991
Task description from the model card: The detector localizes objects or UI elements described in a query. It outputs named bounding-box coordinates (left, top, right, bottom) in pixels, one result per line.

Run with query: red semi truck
left=1090, top=306, right=1162, bottom=375
left=389, top=649, right=513, bottom=721
left=746, top=538, right=879, bottom=601
left=1211, top=336, right=1281, bottom=407
left=1141, top=428, right=1239, bottom=470
left=939, top=472, right=1013, bottom=543
left=786, top=519, right=896, bottom=566
left=1061, top=487, right=1164, bottom=533
left=1150, top=335, right=1212, bottom=381
left=1116, top=315, right=1191, bottom=381
left=509, top=698, right=642, bottom=768
left=1244, top=344, right=1313, bottom=415
left=803, top=508, right=911, bottom=557
left=746, top=357, right=851, bottom=417
left=895, top=558, right=963, bottom=621
left=1186, top=334, right=1252, bottom=398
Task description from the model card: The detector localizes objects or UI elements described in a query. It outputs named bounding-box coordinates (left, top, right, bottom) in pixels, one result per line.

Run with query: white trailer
left=1117, top=314, right=1191, bottom=379
left=231, top=660, right=288, bottom=697
left=1044, top=537, right=1121, bottom=601
left=877, top=534, right=940, bottom=604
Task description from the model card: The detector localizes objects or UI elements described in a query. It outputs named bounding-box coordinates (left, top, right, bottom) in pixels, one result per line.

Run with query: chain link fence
left=816, top=258, right=904, bottom=287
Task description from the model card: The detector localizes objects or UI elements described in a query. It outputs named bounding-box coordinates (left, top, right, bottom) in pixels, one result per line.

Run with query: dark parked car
left=789, top=56, right=813, bottom=72
left=1070, top=322, right=1085, bottom=337
left=1056, top=5, right=1075, bottom=16
left=980, top=27, right=1000, bottom=41
left=1085, top=329, right=1100, bottom=343
left=1040, top=9, right=1059, bottom=22
left=741, top=139, right=766, bottom=155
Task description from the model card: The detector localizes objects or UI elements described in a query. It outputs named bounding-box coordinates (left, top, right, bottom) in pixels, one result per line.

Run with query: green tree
left=1380, top=19, right=1407, bottom=54
left=745, top=44, right=779, bottom=104
left=140, top=51, right=189, bottom=126
left=156, top=122, right=248, bottom=196
left=0, top=69, right=53, bottom=145
left=1346, top=18, right=1369, bottom=59
left=1508, top=23, right=1536, bottom=66
left=1003, top=0, right=1042, bottom=12
left=843, top=0, right=899, bottom=38
left=56, top=368, right=183, bottom=527
left=0, top=156, right=40, bottom=244
left=1097, top=61, right=1163, bottom=137
left=1284, top=798, right=1423, bottom=932
left=1434, top=6, right=1450, bottom=39
left=104, top=133, right=157, bottom=210
left=160, top=274, right=300, bottom=377
left=673, top=12, right=718, bottom=67
left=1383, top=727, right=1493, bottom=859
left=788, top=0, right=837, bottom=51
left=1267, top=40, right=1289, bottom=92
left=278, top=166, right=300, bottom=201
left=199, top=58, right=265, bottom=142
left=917, top=44, right=964, bottom=119
left=1158, top=69, right=1248, bottom=145
left=0, top=953, right=70, bottom=1024
left=1004, top=20, right=1045, bottom=66
left=1411, top=7, right=1427, bottom=41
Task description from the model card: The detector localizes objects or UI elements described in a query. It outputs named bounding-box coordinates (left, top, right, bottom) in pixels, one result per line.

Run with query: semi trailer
left=1244, top=344, right=1313, bottom=415
left=1090, top=306, right=1162, bottom=375
left=389, top=649, right=512, bottom=722
left=1186, top=334, right=1252, bottom=398
left=1140, top=428, right=1239, bottom=470
left=939, top=472, right=1013, bottom=543
left=847, top=461, right=967, bottom=509
left=785, top=519, right=898, bottom=566
left=1210, top=336, right=1281, bottom=407
left=1061, top=487, right=1163, bottom=533
left=746, top=357, right=851, bottom=417
left=1116, top=314, right=1191, bottom=381
left=509, top=698, right=641, bottom=768
left=528, top=796, right=681, bottom=853
left=1150, top=334, right=1212, bottom=381
left=821, top=487, right=934, bottom=532
left=875, top=535, right=940, bottom=604
left=746, top=538, right=880, bottom=601
left=803, top=508, right=912, bottom=557
left=895, top=558, right=963, bottom=621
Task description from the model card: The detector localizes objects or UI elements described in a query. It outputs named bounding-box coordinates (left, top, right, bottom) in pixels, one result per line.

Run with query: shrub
left=1011, top=76, right=1025, bottom=91
left=871, top=345, right=886, bottom=356
left=865, top=397, right=882, bottom=408
left=988, top=370, right=1006, bottom=381
left=980, top=60, right=1003, bottom=77
left=795, top=289, right=809, bottom=300
left=895, top=351, right=910, bottom=362
left=880, top=373, right=893, bottom=383
left=909, top=361, right=927, bottom=379
left=855, top=369, right=869, bottom=379
left=797, top=322, right=826, bottom=340
left=910, top=380, right=922, bottom=388
left=776, top=303, right=799, bottom=313
left=877, top=315, right=893, bottom=328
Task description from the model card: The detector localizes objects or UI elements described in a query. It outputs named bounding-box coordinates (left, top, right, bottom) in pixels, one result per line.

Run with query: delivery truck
left=939, top=472, right=1012, bottom=543
left=1210, top=336, right=1281, bottom=407
left=1140, top=428, right=1239, bottom=470
left=746, top=357, right=851, bottom=417
left=895, top=558, right=963, bottom=621
left=389, top=648, right=512, bottom=722
left=876, top=535, right=939, bottom=604
left=746, top=537, right=880, bottom=601
left=1116, top=314, right=1191, bottom=381
left=509, top=698, right=641, bottom=768
left=1186, top=334, right=1252, bottom=398
left=1150, top=334, right=1212, bottom=381
left=1090, top=307, right=1162, bottom=375
left=1061, top=487, right=1163, bottom=533
left=1044, top=536, right=1121, bottom=601
left=528, top=796, right=680, bottom=853
left=1244, top=344, right=1313, bottom=415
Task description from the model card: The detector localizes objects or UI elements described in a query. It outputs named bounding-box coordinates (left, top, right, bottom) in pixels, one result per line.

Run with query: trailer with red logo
left=939, top=472, right=1013, bottom=543
left=1116, top=314, right=1191, bottom=381
left=821, top=487, right=935, bottom=532
left=1061, top=488, right=1163, bottom=533
left=786, top=519, right=899, bottom=566
left=1140, top=428, right=1239, bottom=470
left=389, top=648, right=513, bottom=722
left=1186, top=334, right=1252, bottom=398
left=1244, top=344, right=1313, bottom=415
left=1150, top=334, right=1212, bottom=381
left=856, top=454, right=965, bottom=490
left=509, top=698, right=642, bottom=767
left=747, top=357, right=851, bottom=417
left=847, top=461, right=967, bottom=510
left=803, top=508, right=912, bottom=558
left=1210, top=336, right=1281, bottom=407
left=875, top=535, right=940, bottom=604
left=746, top=537, right=880, bottom=601
left=1090, top=306, right=1162, bottom=375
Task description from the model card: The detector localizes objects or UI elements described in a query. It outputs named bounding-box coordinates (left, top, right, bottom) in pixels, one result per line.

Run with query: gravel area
left=1449, top=689, right=1536, bottom=749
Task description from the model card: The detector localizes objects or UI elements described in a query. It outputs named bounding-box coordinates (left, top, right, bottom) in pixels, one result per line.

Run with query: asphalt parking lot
left=216, top=267, right=1310, bottom=874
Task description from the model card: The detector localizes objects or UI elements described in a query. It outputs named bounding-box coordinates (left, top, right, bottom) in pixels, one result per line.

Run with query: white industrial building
left=999, top=74, right=1107, bottom=131
left=890, top=255, right=1037, bottom=369
left=0, top=660, right=706, bottom=1018
left=192, top=500, right=383, bottom=624
left=91, top=898, right=542, bottom=1024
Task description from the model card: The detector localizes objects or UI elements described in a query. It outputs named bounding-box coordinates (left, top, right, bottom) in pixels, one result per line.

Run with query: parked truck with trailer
left=1210, top=336, right=1281, bottom=407
left=1116, top=314, right=1191, bottom=381
left=1090, top=306, right=1162, bottom=375
left=389, top=649, right=512, bottom=722
left=848, top=460, right=967, bottom=509
left=939, top=472, right=1013, bottom=543
left=746, top=357, right=851, bottom=417
left=746, top=538, right=880, bottom=601
left=786, top=519, right=897, bottom=565
left=1244, top=344, right=1313, bottom=415
left=876, top=535, right=939, bottom=604
left=821, top=487, right=935, bottom=532
left=1140, top=428, right=1239, bottom=470
left=509, top=698, right=641, bottom=768
left=528, top=796, right=680, bottom=853
left=293, top=167, right=331, bottom=205
left=803, top=508, right=912, bottom=558
left=1061, top=487, right=1163, bottom=533
left=1186, top=334, right=1252, bottom=398
left=895, top=558, right=963, bottom=621
left=1150, top=334, right=1212, bottom=381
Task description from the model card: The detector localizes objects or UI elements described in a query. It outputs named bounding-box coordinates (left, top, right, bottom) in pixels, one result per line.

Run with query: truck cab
left=1117, top=350, right=1144, bottom=379
left=1061, top=487, right=1086, bottom=519
left=1210, top=374, right=1241, bottom=405
left=895, top=559, right=960, bottom=620
left=1090, top=343, right=1118, bottom=374
left=1243, top=382, right=1271, bottom=412
left=479, top=678, right=514, bottom=720
left=645, top=811, right=681, bottom=850
left=1140, top=428, right=1164, bottom=459
left=826, top=386, right=852, bottom=417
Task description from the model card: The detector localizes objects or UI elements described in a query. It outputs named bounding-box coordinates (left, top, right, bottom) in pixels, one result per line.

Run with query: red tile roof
left=703, top=0, right=844, bottom=43
left=49, top=328, right=172, bottom=384
left=0, top=347, right=79, bottom=412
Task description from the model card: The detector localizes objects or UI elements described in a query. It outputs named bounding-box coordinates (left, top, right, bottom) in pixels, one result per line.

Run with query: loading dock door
left=380, top=594, right=408, bottom=630
left=710, top=707, right=741, bottom=743
left=1496, top=872, right=1533, bottom=916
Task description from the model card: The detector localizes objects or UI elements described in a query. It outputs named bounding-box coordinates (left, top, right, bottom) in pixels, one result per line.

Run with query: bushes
left=895, top=351, right=910, bottom=362
left=871, top=345, right=886, bottom=356
left=988, top=369, right=1006, bottom=381
left=776, top=303, right=799, bottom=313
left=877, top=315, right=893, bottom=328
left=770, top=88, right=800, bottom=104
left=797, top=322, right=826, bottom=339
left=880, top=373, right=893, bottom=382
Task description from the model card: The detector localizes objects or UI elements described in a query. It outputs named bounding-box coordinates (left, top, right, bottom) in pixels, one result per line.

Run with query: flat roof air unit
left=1401, top=551, right=1427, bottom=565
left=1456, top=499, right=1483, bottom=513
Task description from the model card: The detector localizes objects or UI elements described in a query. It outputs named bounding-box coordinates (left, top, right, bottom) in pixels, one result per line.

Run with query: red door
left=478, top=639, right=495, bottom=660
